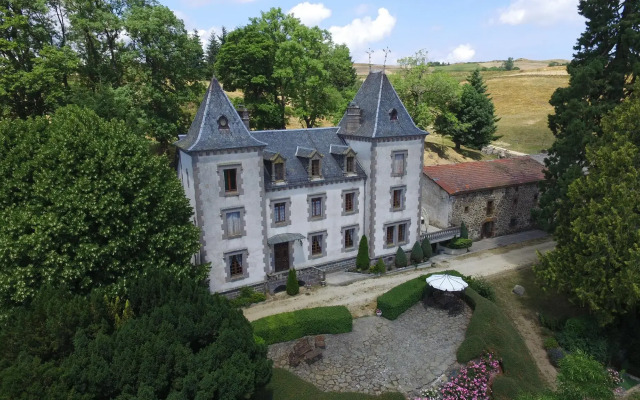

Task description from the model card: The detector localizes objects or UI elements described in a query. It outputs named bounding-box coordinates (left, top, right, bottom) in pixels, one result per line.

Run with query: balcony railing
left=421, top=226, right=461, bottom=243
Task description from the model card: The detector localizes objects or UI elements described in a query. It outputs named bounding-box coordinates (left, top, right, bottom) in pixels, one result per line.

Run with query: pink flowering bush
left=414, top=353, right=502, bottom=400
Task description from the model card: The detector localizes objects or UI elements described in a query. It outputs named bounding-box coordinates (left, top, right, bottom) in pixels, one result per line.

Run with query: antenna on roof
left=366, top=48, right=374, bottom=72
left=382, top=47, right=391, bottom=72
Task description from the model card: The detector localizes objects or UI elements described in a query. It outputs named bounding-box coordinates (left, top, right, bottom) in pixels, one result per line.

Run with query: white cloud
left=445, top=44, right=476, bottom=63
left=288, top=2, right=332, bottom=27
left=197, top=26, right=222, bottom=48
left=329, top=8, right=396, bottom=50
left=497, top=0, right=580, bottom=25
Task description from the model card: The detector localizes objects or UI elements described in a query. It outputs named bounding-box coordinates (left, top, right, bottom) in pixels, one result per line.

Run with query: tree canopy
left=215, top=8, right=356, bottom=129
left=535, top=0, right=640, bottom=232
left=0, top=106, right=202, bottom=314
left=535, top=87, right=640, bottom=325
left=0, top=271, right=272, bottom=399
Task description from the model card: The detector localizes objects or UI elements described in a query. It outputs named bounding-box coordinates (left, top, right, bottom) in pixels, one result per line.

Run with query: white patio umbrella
left=426, top=274, right=468, bottom=292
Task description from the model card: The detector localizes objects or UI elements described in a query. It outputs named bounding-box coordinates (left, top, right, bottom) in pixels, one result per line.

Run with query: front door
left=274, top=242, right=290, bottom=272
left=482, top=221, right=495, bottom=238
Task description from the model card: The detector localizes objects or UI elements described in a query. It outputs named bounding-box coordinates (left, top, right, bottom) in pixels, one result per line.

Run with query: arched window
left=389, top=108, right=398, bottom=121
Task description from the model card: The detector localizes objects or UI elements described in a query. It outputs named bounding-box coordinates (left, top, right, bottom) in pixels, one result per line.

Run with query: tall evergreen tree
left=205, top=29, right=221, bottom=77
left=535, top=0, right=640, bottom=232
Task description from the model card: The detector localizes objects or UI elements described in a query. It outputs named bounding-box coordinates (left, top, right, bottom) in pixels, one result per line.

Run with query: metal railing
left=421, top=226, right=461, bottom=243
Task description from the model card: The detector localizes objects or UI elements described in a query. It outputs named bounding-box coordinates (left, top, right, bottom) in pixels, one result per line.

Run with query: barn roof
left=422, top=157, right=545, bottom=195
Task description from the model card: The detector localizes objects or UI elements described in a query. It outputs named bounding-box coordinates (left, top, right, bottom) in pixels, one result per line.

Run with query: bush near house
left=460, top=221, right=469, bottom=239
left=447, top=237, right=472, bottom=249
left=410, top=242, right=424, bottom=264
left=356, top=235, right=370, bottom=270
left=376, top=269, right=464, bottom=320
left=286, top=268, right=299, bottom=295
left=370, top=258, right=386, bottom=275
left=394, top=247, right=408, bottom=269
left=421, top=237, right=433, bottom=260
left=230, top=287, right=267, bottom=308
left=251, top=306, right=352, bottom=345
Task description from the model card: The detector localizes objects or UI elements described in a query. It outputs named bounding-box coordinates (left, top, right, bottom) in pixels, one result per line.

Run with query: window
left=308, top=231, right=327, bottom=258
left=510, top=218, right=517, bottom=227
left=486, top=200, right=494, bottom=216
left=229, top=253, right=243, bottom=277
left=386, top=226, right=395, bottom=245
left=345, top=192, right=354, bottom=212
left=513, top=197, right=518, bottom=206
left=533, top=193, right=539, bottom=201
left=222, top=208, right=245, bottom=239
left=307, top=193, right=327, bottom=221
left=311, top=159, right=321, bottom=177
left=344, top=228, right=354, bottom=248
left=224, top=249, right=248, bottom=281
left=390, top=186, right=406, bottom=211
left=218, top=164, right=243, bottom=196
left=218, top=115, right=229, bottom=129
left=391, top=151, right=407, bottom=176
left=274, top=162, right=285, bottom=181
left=384, top=221, right=411, bottom=248
left=464, top=206, right=469, bottom=213
left=226, top=211, right=241, bottom=237
left=389, top=108, right=398, bottom=121
left=346, top=156, right=355, bottom=174
left=398, top=223, right=406, bottom=243
left=311, top=197, right=322, bottom=217
left=224, top=169, right=237, bottom=192
left=274, top=202, right=286, bottom=223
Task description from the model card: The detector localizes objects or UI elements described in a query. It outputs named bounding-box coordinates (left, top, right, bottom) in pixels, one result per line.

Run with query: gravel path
left=268, top=302, right=472, bottom=398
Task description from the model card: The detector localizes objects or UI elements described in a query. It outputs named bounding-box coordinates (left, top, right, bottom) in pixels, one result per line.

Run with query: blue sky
left=162, top=0, right=586, bottom=64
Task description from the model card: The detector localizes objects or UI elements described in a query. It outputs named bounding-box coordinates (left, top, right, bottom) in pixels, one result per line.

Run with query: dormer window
left=346, top=156, right=355, bottom=174
left=274, top=162, right=285, bottom=181
left=389, top=108, right=398, bottom=121
left=218, top=115, right=229, bottom=130
left=311, top=159, right=321, bottom=178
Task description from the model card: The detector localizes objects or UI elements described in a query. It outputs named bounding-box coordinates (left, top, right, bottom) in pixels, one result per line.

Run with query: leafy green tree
left=535, top=92, right=640, bottom=325
left=393, top=51, right=462, bottom=130
left=557, top=351, right=615, bottom=400
left=0, top=0, right=78, bottom=118
left=535, top=0, right=640, bottom=232
left=410, top=242, right=424, bottom=264
left=123, top=4, right=204, bottom=147
left=394, top=248, right=407, bottom=269
left=441, top=70, right=500, bottom=150
left=502, top=57, right=515, bottom=71
left=216, top=8, right=355, bottom=129
left=356, top=235, right=370, bottom=270
left=0, top=106, right=201, bottom=314
left=286, top=268, right=299, bottom=295
left=421, top=237, right=433, bottom=260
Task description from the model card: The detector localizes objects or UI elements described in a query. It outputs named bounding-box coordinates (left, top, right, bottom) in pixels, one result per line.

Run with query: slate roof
left=175, top=76, right=266, bottom=152
left=252, top=127, right=366, bottom=188
left=423, top=157, right=545, bottom=195
left=337, top=71, right=427, bottom=138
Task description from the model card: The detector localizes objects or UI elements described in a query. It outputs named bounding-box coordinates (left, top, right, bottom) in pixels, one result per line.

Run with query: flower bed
left=414, top=353, right=502, bottom=400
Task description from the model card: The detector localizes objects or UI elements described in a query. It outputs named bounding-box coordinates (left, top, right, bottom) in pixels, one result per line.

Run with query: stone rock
left=512, top=285, right=525, bottom=296
left=305, top=348, right=323, bottom=364
left=315, top=335, right=326, bottom=349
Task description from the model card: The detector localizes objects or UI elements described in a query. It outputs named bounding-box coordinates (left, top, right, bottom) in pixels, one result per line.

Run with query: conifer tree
left=394, top=248, right=407, bottom=269
left=536, top=0, right=640, bottom=232
left=411, top=242, right=424, bottom=264
left=356, top=235, right=370, bottom=270
left=460, top=221, right=469, bottom=239
left=286, top=268, right=299, bottom=295
left=421, top=237, right=433, bottom=260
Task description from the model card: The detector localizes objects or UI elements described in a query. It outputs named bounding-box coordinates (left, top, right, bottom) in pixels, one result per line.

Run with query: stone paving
left=268, top=302, right=472, bottom=398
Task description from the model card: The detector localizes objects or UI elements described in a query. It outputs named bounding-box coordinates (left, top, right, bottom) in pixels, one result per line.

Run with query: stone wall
left=450, top=183, right=540, bottom=240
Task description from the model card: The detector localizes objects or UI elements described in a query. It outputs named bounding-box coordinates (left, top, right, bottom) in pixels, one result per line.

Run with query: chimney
left=237, top=105, right=250, bottom=130
left=346, top=102, right=361, bottom=133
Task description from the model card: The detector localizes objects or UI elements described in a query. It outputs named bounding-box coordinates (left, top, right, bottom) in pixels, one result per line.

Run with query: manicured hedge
left=447, top=238, right=472, bottom=249
left=458, top=288, right=543, bottom=400
left=376, top=269, right=464, bottom=320
left=251, top=306, right=352, bottom=345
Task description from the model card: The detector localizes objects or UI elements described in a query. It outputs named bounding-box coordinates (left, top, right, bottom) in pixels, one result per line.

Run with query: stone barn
left=421, top=157, right=545, bottom=240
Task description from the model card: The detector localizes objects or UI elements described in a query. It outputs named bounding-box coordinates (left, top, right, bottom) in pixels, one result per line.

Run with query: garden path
left=268, top=302, right=472, bottom=398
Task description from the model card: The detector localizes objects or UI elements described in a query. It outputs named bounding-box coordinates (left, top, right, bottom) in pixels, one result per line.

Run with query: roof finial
left=366, top=48, right=374, bottom=72
left=382, top=47, right=391, bottom=72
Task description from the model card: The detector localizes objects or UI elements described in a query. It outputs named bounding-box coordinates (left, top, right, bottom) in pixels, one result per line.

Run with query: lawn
left=252, top=368, right=405, bottom=400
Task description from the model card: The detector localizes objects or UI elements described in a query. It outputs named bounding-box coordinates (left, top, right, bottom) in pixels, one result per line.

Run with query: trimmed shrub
left=460, top=221, right=469, bottom=239
left=370, top=258, right=386, bottom=275
left=543, top=337, right=559, bottom=350
left=457, top=335, right=486, bottom=363
left=286, top=269, right=299, bottom=296
left=394, top=247, right=407, bottom=269
left=410, top=242, right=423, bottom=264
left=356, top=235, right=370, bottom=270
left=377, top=275, right=427, bottom=320
left=447, top=238, right=472, bottom=249
left=421, top=237, right=433, bottom=260
left=230, top=287, right=267, bottom=308
left=251, top=306, right=352, bottom=345
left=465, top=275, right=496, bottom=301
left=460, top=288, right=543, bottom=395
